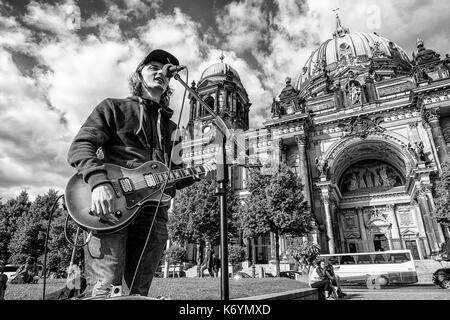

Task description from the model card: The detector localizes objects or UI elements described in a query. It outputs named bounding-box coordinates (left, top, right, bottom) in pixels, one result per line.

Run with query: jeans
left=83, top=209, right=168, bottom=297
left=311, top=279, right=331, bottom=300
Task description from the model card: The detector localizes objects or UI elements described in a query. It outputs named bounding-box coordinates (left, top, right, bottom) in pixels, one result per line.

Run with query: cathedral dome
left=200, top=60, right=241, bottom=82
left=295, top=15, right=412, bottom=95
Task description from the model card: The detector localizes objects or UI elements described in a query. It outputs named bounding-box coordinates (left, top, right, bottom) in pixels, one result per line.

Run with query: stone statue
left=349, top=82, right=362, bottom=104
left=368, top=166, right=381, bottom=187
left=379, top=166, right=393, bottom=187
left=443, top=53, right=450, bottom=73
left=365, top=169, right=374, bottom=188
left=357, top=170, right=366, bottom=189
left=408, top=141, right=429, bottom=163
left=315, top=156, right=329, bottom=177
left=271, top=98, right=280, bottom=117
left=348, top=171, right=359, bottom=191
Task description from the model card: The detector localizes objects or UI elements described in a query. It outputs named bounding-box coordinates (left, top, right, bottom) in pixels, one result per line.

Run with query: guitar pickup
left=144, top=174, right=160, bottom=187
left=119, top=178, right=134, bottom=194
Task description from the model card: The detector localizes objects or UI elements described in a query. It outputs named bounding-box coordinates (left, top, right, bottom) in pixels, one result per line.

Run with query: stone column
left=411, top=200, right=431, bottom=258
left=336, top=210, right=346, bottom=253
left=387, top=231, right=393, bottom=251
left=356, top=207, right=369, bottom=251
left=416, top=190, right=440, bottom=252
left=425, top=108, right=448, bottom=162
left=424, top=188, right=446, bottom=245
left=271, top=138, right=284, bottom=169
left=390, top=204, right=403, bottom=249
left=330, top=201, right=341, bottom=253
left=295, top=134, right=312, bottom=206
left=318, top=181, right=335, bottom=254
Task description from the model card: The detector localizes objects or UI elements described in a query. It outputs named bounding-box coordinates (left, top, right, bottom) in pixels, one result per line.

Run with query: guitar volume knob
left=114, top=211, right=122, bottom=218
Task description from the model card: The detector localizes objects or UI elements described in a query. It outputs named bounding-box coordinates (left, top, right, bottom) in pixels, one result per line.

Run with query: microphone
left=162, top=64, right=186, bottom=77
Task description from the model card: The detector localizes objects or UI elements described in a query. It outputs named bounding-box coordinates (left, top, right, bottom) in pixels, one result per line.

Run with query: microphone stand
left=173, top=72, right=230, bottom=301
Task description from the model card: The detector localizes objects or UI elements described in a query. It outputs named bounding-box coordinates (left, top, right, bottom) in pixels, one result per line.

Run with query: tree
left=2, top=191, right=32, bottom=263
left=168, top=178, right=240, bottom=258
left=8, top=189, right=63, bottom=264
left=434, top=160, right=450, bottom=226
left=286, top=242, right=321, bottom=274
left=239, top=164, right=314, bottom=276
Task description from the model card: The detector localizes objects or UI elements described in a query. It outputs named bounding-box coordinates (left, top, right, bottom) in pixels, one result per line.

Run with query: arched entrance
left=317, top=133, right=428, bottom=255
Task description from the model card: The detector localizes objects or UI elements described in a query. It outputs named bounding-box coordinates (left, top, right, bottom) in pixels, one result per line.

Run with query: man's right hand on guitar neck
left=91, top=184, right=119, bottom=223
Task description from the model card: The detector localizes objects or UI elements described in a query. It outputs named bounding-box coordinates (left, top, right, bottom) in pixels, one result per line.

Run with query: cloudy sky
left=0, top=0, right=449, bottom=201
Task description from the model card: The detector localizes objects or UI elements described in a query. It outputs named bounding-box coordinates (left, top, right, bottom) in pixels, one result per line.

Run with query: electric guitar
left=64, top=160, right=215, bottom=234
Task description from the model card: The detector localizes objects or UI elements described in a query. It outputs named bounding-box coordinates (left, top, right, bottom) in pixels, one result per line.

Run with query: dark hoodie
left=67, top=95, right=195, bottom=204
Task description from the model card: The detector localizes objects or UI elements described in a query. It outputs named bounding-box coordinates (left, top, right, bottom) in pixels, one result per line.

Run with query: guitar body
left=65, top=161, right=173, bottom=234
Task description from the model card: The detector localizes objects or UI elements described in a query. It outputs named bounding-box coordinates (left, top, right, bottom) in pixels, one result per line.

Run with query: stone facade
left=180, top=17, right=450, bottom=263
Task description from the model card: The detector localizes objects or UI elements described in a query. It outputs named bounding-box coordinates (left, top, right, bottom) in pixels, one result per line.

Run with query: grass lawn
left=4, top=277, right=310, bottom=300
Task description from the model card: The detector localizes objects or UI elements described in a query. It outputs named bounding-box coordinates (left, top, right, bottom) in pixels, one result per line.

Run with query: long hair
left=128, top=68, right=173, bottom=108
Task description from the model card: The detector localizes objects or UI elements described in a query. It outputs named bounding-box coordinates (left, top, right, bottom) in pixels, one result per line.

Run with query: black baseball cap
left=140, top=49, right=180, bottom=67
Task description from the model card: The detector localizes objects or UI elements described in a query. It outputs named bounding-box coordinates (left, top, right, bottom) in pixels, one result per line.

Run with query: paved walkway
left=342, top=283, right=450, bottom=300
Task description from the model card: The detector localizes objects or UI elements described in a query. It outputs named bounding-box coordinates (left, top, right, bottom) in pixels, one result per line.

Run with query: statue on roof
left=271, top=98, right=281, bottom=118
left=371, top=41, right=386, bottom=58
left=443, top=53, right=450, bottom=73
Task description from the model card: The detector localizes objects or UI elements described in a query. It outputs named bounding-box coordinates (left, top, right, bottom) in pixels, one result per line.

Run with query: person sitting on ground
left=309, top=260, right=334, bottom=300
left=17, top=257, right=39, bottom=284
left=325, top=262, right=346, bottom=298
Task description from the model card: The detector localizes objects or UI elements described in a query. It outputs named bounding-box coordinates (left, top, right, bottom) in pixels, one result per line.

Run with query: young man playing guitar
left=67, top=49, right=200, bottom=298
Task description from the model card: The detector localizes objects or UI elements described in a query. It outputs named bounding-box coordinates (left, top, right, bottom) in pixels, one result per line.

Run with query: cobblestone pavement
left=342, top=284, right=450, bottom=300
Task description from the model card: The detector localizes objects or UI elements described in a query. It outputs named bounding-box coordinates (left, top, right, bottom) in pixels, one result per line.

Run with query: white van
left=320, top=250, right=418, bottom=286
left=3, top=265, right=19, bottom=282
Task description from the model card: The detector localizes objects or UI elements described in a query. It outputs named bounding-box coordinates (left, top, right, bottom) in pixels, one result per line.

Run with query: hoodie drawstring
left=157, top=108, right=163, bottom=150
left=135, top=97, right=163, bottom=152
left=136, top=97, right=145, bottom=136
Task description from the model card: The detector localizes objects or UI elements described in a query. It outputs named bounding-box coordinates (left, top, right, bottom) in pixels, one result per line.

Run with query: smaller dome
left=200, top=62, right=241, bottom=82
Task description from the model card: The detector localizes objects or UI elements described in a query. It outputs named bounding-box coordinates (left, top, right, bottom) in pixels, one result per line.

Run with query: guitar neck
left=148, top=165, right=209, bottom=184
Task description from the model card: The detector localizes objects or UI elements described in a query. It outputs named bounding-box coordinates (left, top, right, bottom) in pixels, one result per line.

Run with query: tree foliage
left=286, top=242, right=321, bottom=273
left=434, top=160, right=450, bottom=226
left=0, top=189, right=82, bottom=274
left=228, top=245, right=246, bottom=265
left=238, top=164, right=314, bottom=276
left=168, top=178, right=240, bottom=247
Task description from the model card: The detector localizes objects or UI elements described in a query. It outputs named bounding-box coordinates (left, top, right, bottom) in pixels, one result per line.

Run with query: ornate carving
left=371, top=41, right=387, bottom=58
left=408, top=141, right=431, bottom=164
left=338, top=116, right=385, bottom=139
left=295, top=134, right=308, bottom=146
left=340, top=161, right=403, bottom=193
left=423, top=108, right=440, bottom=123
left=365, top=207, right=392, bottom=233
left=396, top=206, right=414, bottom=227
left=315, top=155, right=329, bottom=177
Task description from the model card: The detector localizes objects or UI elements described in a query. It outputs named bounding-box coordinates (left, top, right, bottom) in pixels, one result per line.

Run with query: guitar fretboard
left=118, top=165, right=211, bottom=193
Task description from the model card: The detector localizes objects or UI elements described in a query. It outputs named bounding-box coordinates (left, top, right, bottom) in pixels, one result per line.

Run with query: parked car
left=3, top=265, right=19, bottom=282
left=432, top=268, right=450, bottom=289
left=279, top=270, right=303, bottom=280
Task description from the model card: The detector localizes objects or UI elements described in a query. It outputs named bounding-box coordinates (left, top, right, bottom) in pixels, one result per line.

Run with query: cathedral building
left=180, top=15, right=450, bottom=263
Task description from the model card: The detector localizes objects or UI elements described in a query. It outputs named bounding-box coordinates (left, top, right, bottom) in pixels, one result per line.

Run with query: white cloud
left=1, top=0, right=449, bottom=201
left=0, top=49, right=70, bottom=200
left=23, top=0, right=81, bottom=36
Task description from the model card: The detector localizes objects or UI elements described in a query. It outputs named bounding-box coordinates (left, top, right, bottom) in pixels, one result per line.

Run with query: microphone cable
left=128, top=65, right=190, bottom=295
